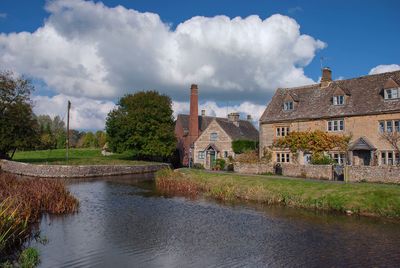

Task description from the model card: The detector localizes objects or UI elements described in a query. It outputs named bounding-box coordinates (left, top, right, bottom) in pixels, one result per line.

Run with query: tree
left=381, top=131, right=400, bottom=165
left=95, top=131, right=107, bottom=148
left=0, top=71, right=38, bottom=159
left=106, top=91, right=176, bottom=160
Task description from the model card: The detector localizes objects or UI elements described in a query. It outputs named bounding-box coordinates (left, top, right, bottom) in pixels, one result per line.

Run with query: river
left=29, top=174, right=400, bottom=267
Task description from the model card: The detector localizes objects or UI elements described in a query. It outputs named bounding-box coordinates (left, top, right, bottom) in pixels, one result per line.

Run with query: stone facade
left=345, top=165, right=400, bottom=184
left=193, top=120, right=234, bottom=169
left=0, top=160, right=169, bottom=178
left=260, top=112, right=400, bottom=165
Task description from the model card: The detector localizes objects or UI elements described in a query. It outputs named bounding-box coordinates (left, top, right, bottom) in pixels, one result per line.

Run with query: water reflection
left=30, top=176, right=400, bottom=268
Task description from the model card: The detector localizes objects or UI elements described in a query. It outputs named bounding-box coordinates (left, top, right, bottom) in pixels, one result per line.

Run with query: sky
left=1, top=0, right=399, bottom=130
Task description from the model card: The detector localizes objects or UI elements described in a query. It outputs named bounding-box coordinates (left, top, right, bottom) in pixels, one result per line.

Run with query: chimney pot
left=247, top=115, right=252, bottom=121
left=321, top=67, right=332, bottom=82
left=201, top=110, right=206, bottom=116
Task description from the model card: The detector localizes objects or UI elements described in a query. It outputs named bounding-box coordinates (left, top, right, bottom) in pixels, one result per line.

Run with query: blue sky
left=1, top=0, right=399, bottom=129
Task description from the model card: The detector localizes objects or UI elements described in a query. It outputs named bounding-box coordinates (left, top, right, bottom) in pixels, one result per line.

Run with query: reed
left=0, top=173, right=78, bottom=257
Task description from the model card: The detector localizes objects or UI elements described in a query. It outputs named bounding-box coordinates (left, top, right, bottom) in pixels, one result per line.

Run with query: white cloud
left=32, top=94, right=115, bottom=130
left=0, top=0, right=325, bottom=104
left=369, top=64, right=400, bottom=75
left=172, top=100, right=266, bottom=124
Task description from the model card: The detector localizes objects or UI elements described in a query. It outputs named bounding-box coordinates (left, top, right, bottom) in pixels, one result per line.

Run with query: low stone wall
left=234, top=162, right=333, bottom=180
left=346, top=166, right=400, bottom=184
left=0, top=160, right=169, bottom=178
left=280, top=164, right=333, bottom=180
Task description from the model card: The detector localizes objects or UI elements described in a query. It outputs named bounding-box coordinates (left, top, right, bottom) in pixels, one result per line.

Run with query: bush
left=311, top=153, right=335, bottom=165
left=232, top=140, right=258, bottom=154
left=216, top=159, right=226, bottom=170
left=235, top=151, right=259, bottom=163
left=192, top=163, right=205, bottom=169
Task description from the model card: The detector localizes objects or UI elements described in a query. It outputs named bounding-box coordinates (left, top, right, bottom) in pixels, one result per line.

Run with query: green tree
left=82, top=132, right=96, bottom=148
left=95, top=130, right=107, bottom=148
left=0, top=71, right=38, bottom=159
left=106, top=91, right=176, bottom=160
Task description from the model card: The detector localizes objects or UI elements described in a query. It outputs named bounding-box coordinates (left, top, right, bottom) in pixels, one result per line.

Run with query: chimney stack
left=247, top=115, right=252, bottom=121
left=320, top=67, right=332, bottom=87
left=201, top=109, right=206, bottom=116
left=228, top=112, right=240, bottom=127
left=189, top=84, right=199, bottom=143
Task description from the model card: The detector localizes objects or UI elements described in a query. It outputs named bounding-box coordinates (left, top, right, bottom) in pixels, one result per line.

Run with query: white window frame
left=198, top=151, right=205, bottom=160
left=333, top=95, right=345, bottom=105
left=332, top=153, right=346, bottom=165
left=276, top=126, right=290, bottom=137
left=384, top=88, right=400, bottom=100
left=210, top=132, right=218, bottom=141
left=283, top=101, right=293, bottom=111
left=327, top=119, right=344, bottom=132
left=276, top=152, right=290, bottom=163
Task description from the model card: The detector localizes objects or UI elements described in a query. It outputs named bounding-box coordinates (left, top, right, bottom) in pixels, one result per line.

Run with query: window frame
left=384, top=88, right=400, bottom=100
left=276, top=152, right=290, bottom=163
left=283, top=101, right=294, bottom=111
left=333, top=95, right=345, bottom=106
left=210, top=132, right=218, bottom=141
left=198, top=151, right=205, bottom=160
left=327, top=119, right=344, bottom=132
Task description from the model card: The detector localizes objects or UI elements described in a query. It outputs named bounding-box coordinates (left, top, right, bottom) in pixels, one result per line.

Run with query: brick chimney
left=320, top=67, right=332, bottom=88
left=189, top=84, right=199, bottom=143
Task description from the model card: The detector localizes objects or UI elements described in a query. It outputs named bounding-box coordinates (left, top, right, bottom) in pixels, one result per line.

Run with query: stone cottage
left=175, top=84, right=258, bottom=168
left=259, top=68, right=400, bottom=166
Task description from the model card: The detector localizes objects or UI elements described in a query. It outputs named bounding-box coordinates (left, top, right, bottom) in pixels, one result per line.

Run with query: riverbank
left=0, top=173, right=78, bottom=263
left=156, top=169, right=400, bottom=218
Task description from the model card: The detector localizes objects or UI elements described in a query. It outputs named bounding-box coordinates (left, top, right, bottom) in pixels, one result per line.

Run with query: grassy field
left=156, top=168, right=400, bottom=218
left=12, top=148, right=153, bottom=165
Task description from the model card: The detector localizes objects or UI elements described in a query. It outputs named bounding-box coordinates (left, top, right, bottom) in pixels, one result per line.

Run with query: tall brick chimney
left=189, top=84, right=199, bottom=143
left=320, top=67, right=332, bottom=88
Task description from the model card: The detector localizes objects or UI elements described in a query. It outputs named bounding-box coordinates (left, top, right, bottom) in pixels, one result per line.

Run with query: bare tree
left=381, top=131, right=400, bottom=166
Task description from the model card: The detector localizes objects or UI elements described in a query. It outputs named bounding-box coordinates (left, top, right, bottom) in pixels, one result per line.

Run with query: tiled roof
left=176, top=114, right=258, bottom=141
left=260, top=70, right=400, bottom=124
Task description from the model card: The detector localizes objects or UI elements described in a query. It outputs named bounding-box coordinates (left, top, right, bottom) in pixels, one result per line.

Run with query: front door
left=353, top=150, right=371, bottom=166
left=209, top=150, right=216, bottom=169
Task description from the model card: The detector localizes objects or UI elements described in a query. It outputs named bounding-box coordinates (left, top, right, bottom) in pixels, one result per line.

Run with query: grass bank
left=13, top=148, right=153, bottom=166
left=0, top=173, right=78, bottom=261
left=156, top=169, right=400, bottom=218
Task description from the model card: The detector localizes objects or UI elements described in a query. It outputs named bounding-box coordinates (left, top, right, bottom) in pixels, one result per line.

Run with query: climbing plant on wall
left=273, top=130, right=351, bottom=155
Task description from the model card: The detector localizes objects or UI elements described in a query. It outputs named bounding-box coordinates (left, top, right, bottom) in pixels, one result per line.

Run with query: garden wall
left=345, top=166, right=400, bottom=184
left=0, top=160, right=169, bottom=178
left=234, top=162, right=333, bottom=180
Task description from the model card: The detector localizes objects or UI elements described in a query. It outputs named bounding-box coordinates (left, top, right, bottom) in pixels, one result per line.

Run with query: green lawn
left=156, top=168, right=400, bottom=218
left=12, top=148, right=153, bottom=165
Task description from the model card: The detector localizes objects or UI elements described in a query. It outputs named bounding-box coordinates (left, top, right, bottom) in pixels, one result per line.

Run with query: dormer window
left=283, top=101, right=293, bottom=111
left=384, top=88, right=399, bottom=100
left=333, top=95, right=344, bottom=105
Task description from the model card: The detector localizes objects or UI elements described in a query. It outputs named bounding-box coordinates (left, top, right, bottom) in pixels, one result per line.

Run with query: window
left=224, top=151, right=228, bottom=158
left=276, top=126, right=290, bottom=137
left=384, top=88, right=400, bottom=100
left=210, top=132, right=218, bottom=141
left=381, top=151, right=399, bottom=166
left=333, top=95, right=345, bottom=105
left=379, top=121, right=385, bottom=133
left=276, top=152, right=290, bottom=163
left=379, top=120, right=400, bottom=133
left=327, top=119, right=344, bottom=132
left=283, top=101, right=293, bottom=111
left=332, top=153, right=346, bottom=165
left=198, top=151, right=205, bottom=160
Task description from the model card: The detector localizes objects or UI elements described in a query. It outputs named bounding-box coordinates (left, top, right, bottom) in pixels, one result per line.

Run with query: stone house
left=259, top=68, right=400, bottom=166
left=175, top=84, right=258, bottom=168
left=193, top=113, right=259, bottom=169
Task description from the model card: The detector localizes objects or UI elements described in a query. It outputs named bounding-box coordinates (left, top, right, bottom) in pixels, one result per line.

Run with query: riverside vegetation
left=0, top=173, right=78, bottom=265
left=156, top=169, right=400, bottom=218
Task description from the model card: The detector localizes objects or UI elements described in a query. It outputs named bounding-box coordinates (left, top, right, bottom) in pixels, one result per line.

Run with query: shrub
left=235, top=151, right=259, bottom=163
left=192, top=163, right=205, bottom=169
left=311, top=153, right=335, bottom=165
left=232, top=140, right=259, bottom=154
left=216, top=158, right=226, bottom=170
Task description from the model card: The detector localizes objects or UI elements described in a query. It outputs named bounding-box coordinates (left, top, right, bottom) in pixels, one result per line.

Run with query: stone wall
left=0, top=160, right=169, bottom=178
left=345, top=165, right=400, bottom=184
left=234, top=162, right=333, bottom=180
